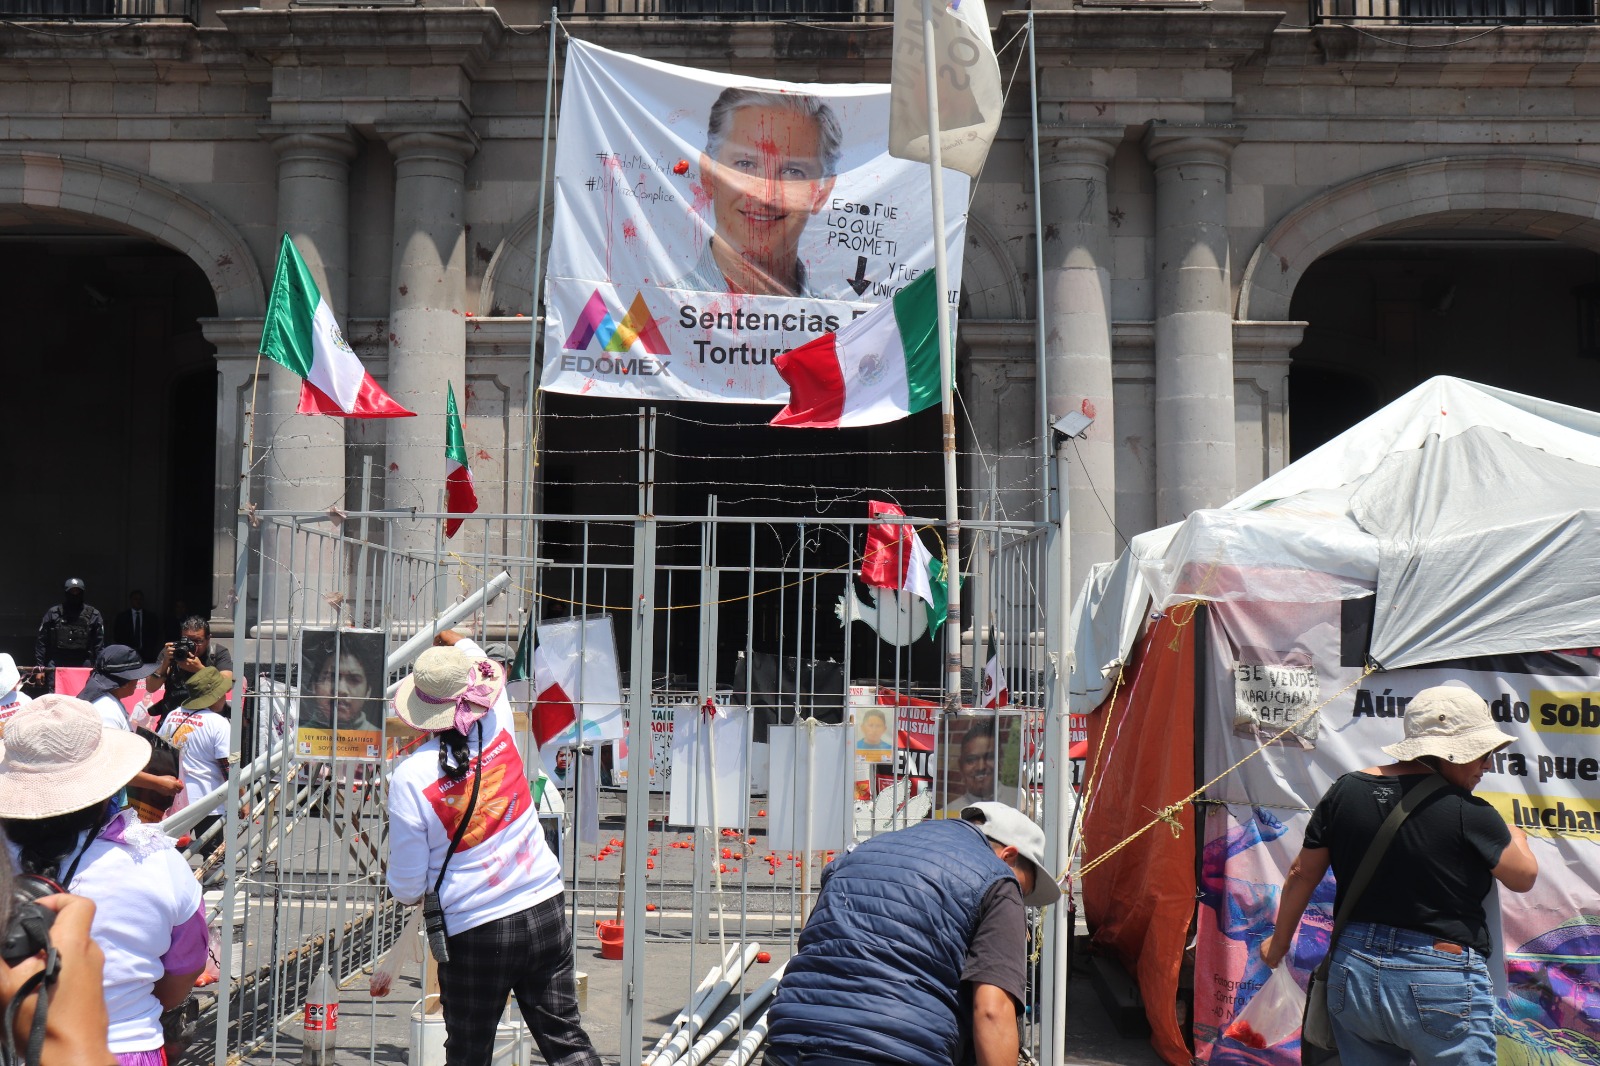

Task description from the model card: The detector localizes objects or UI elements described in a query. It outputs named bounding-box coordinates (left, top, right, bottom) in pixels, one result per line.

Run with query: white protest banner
left=769, top=720, right=853, bottom=852
left=669, top=702, right=751, bottom=829
left=542, top=40, right=970, bottom=404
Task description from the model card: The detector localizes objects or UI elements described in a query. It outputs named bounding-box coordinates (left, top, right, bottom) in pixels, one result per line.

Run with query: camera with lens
left=173, top=636, right=198, bottom=663
left=1, top=874, right=62, bottom=966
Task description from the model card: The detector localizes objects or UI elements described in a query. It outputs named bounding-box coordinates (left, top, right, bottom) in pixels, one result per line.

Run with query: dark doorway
left=1287, top=232, right=1600, bottom=456
left=0, top=229, right=217, bottom=661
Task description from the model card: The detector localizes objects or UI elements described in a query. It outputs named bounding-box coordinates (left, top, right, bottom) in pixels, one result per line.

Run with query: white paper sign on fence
left=768, top=720, right=852, bottom=853
left=542, top=39, right=970, bottom=404
left=669, top=703, right=751, bottom=829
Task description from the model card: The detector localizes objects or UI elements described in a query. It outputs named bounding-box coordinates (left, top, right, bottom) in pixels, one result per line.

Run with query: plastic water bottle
left=301, top=968, right=338, bottom=1066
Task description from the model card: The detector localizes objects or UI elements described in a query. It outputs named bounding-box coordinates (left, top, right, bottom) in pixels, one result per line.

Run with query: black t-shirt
left=953, top=878, right=1028, bottom=1065
left=163, top=643, right=234, bottom=709
left=1304, top=771, right=1511, bottom=954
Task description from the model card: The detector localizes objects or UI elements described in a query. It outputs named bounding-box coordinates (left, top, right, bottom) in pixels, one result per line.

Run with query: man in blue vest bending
left=765, top=802, right=1062, bottom=1066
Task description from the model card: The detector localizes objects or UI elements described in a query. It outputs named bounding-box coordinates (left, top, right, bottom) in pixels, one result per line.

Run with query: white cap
left=961, top=802, right=1062, bottom=907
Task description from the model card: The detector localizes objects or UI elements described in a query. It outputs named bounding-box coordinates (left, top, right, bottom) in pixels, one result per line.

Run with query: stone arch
left=1238, top=155, right=1600, bottom=323
left=0, top=152, right=264, bottom=318
left=959, top=212, right=1026, bottom=320
left=479, top=192, right=557, bottom=317
left=480, top=197, right=1028, bottom=319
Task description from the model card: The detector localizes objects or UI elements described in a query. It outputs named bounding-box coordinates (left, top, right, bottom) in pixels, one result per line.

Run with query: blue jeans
left=1327, top=921, right=1495, bottom=1066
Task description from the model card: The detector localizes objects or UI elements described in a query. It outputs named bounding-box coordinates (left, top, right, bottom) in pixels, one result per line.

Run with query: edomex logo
left=564, top=290, right=668, bottom=354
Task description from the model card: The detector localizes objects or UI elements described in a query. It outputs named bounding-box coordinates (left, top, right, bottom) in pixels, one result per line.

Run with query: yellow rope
left=1074, top=663, right=1375, bottom=881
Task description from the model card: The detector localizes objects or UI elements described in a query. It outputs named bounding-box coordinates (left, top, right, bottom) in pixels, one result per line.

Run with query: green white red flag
left=770, top=271, right=942, bottom=428
left=259, top=235, right=414, bottom=419
left=444, top=383, right=477, bottom=539
left=859, top=500, right=949, bottom=638
left=981, top=626, right=1009, bottom=709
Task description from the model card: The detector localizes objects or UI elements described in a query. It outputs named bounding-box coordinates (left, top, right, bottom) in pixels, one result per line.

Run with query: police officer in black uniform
left=33, top=578, right=106, bottom=692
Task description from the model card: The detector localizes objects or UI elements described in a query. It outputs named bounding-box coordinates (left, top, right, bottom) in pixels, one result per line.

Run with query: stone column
left=262, top=125, right=358, bottom=629
left=262, top=125, right=358, bottom=515
left=1144, top=123, right=1244, bottom=525
left=1038, top=127, right=1123, bottom=591
left=379, top=126, right=479, bottom=555
left=199, top=316, right=267, bottom=636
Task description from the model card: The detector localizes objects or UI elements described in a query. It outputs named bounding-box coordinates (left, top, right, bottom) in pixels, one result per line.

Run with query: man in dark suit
left=111, top=589, right=162, bottom=664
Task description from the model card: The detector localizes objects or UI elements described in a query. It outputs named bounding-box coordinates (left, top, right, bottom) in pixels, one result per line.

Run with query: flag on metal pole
left=259, top=234, right=414, bottom=419
left=887, top=0, right=1003, bottom=178
left=443, top=383, right=478, bottom=539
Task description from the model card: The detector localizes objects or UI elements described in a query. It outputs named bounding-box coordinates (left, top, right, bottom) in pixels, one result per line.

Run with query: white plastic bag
left=1224, top=965, right=1306, bottom=1049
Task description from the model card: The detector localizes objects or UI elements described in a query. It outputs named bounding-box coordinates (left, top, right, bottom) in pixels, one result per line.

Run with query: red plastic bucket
left=597, top=919, right=625, bottom=961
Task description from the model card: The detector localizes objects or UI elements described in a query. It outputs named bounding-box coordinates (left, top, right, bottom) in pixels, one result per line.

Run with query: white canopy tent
left=1068, top=375, right=1600, bottom=713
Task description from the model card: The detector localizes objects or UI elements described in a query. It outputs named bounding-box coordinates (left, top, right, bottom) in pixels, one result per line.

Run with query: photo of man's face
left=698, top=90, right=839, bottom=297
left=960, top=729, right=997, bottom=801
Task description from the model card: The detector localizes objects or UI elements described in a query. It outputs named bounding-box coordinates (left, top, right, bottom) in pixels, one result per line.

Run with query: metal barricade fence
left=197, top=504, right=1062, bottom=1066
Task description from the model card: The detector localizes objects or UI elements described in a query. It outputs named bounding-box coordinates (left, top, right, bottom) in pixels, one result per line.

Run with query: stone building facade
left=3, top=0, right=1598, bottom=647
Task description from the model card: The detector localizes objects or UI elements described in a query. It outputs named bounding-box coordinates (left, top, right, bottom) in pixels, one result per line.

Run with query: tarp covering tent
left=1069, top=377, right=1600, bottom=1066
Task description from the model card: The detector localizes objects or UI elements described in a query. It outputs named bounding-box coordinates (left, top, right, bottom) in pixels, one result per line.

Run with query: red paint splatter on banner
left=1081, top=398, right=1097, bottom=419
left=622, top=219, right=639, bottom=243
left=673, top=160, right=689, bottom=175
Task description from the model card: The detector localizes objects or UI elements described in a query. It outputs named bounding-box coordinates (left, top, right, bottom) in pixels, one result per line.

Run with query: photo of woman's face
left=314, top=651, right=371, bottom=729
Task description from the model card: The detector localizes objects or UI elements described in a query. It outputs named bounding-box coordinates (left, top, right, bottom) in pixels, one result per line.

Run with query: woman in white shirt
left=157, top=667, right=233, bottom=856
left=0, top=695, right=207, bottom=1066
left=386, top=631, right=598, bottom=1066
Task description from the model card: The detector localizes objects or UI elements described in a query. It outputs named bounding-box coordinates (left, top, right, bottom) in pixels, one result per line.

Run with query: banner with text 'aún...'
left=541, top=39, right=970, bottom=404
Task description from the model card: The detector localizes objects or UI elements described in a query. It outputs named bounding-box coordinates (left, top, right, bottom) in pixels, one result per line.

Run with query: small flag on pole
left=981, top=625, right=1009, bottom=709
left=444, top=383, right=478, bottom=539
left=887, top=0, right=1003, bottom=179
left=259, top=235, right=414, bottom=419
left=771, top=271, right=942, bottom=429
left=860, top=500, right=949, bottom=638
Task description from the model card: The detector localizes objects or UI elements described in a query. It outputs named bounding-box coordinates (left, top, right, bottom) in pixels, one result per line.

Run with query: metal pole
left=518, top=5, right=560, bottom=565
left=1027, top=17, right=1071, bottom=1065
left=920, top=0, right=963, bottom=709
left=1040, top=436, right=1073, bottom=1066
left=620, top=408, right=657, bottom=1066
left=1029, top=11, right=1050, bottom=511
left=215, top=405, right=256, bottom=1066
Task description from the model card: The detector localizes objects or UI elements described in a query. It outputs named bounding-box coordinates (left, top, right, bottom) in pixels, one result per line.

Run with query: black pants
left=436, top=894, right=600, bottom=1066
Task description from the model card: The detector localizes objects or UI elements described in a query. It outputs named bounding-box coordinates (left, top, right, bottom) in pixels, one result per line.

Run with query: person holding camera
left=146, top=617, right=232, bottom=714
left=385, top=630, right=599, bottom=1066
left=0, top=695, right=207, bottom=1066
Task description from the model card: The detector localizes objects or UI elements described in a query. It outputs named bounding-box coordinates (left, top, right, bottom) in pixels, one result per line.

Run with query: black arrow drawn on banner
left=846, top=256, right=870, bottom=296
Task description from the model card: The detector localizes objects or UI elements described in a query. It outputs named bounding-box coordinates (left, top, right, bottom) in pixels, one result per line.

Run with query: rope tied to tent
left=1073, top=662, right=1376, bottom=881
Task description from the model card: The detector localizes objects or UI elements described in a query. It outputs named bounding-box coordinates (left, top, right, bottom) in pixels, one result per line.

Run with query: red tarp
left=1081, top=612, right=1197, bottom=1066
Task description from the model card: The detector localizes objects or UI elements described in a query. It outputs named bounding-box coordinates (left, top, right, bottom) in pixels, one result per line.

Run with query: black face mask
left=63, top=592, right=84, bottom=614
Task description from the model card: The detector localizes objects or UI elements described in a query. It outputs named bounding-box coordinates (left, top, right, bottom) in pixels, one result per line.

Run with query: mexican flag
left=770, top=271, right=943, bottom=428
left=444, top=383, right=478, bottom=539
left=259, top=235, right=414, bottom=419
left=860, top=500, right=949, bottom=638
left=527, top=616, right=626, bottom=781
left=981, top=626, right=1009, bottom=709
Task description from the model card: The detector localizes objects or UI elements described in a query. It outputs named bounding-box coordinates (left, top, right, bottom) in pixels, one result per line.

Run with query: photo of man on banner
left=668, top=87, right=840, bottom=299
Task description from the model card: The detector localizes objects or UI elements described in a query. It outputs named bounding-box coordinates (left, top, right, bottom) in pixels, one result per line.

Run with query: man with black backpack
left=33, top=578, right=105, bottom=690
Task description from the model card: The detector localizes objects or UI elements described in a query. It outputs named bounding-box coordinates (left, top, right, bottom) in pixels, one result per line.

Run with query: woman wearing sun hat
left=0, top=694, right=207, bottom=1066
left=386, top=630, right=599, bottom=1066
left=1260, top=683, right=1539, bottom=1066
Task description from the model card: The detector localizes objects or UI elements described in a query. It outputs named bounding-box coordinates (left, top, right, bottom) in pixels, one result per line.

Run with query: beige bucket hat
left=1381, top=684, right=1515, bottom=765
left=392, top=645, right=505, bottom=733
left=0, top=695, right=151, bottom=820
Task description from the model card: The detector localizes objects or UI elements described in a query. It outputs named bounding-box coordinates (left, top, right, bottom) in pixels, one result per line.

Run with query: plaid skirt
left=436, top=894, right=600, bottom=1066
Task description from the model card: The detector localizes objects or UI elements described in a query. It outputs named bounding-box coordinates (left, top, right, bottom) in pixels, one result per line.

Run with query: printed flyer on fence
left=541, top=39, right=970, bottom=403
